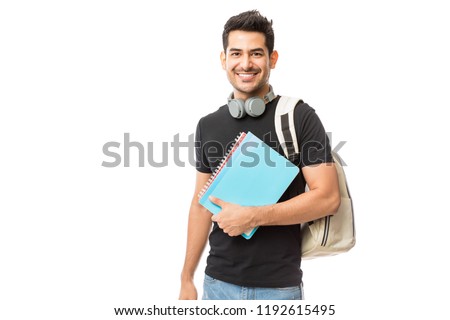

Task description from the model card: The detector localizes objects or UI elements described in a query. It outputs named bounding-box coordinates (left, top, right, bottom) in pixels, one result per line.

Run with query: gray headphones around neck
left=227, top=85, right=276, bottom=119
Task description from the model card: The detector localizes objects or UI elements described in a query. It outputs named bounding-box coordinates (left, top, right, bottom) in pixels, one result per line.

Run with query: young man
left=179, top=10, right=340, bottom=300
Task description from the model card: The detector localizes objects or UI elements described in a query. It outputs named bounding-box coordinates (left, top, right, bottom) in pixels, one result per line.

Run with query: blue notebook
left=198, top=131, right=299, bottom=239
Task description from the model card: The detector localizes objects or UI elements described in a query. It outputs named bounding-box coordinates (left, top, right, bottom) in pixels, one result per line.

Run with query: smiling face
left=221, top=30, right=278, bottom=100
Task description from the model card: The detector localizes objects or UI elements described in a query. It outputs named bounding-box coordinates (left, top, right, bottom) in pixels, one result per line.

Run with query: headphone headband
left=263, top=85, right=276, bottom=103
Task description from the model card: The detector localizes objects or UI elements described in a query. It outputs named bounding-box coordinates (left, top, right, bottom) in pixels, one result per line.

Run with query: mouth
left=236, top=72, right=258, bottom=81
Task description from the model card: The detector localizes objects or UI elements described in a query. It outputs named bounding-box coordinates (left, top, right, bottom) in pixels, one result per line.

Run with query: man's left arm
left=210, top=162, right=340, bottom=237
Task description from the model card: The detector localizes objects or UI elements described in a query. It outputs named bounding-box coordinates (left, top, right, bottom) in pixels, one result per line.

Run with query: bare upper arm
left=302, top=162, right=340, bottom=197
left=191, top=171, right=212, bottom=204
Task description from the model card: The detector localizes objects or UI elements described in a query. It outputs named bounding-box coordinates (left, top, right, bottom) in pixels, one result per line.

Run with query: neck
left=233, top=83, right=271, bottom=101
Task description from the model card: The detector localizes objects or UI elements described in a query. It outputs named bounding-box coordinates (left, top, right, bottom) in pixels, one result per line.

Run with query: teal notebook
left=198, top=131, right=299, bottom=239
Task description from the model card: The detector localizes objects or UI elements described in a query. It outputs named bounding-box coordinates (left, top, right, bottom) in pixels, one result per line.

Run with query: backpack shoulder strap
left=274, top=96, right=303, bottom=159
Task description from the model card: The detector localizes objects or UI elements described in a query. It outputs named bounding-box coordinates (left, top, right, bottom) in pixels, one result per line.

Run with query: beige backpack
left=274, top=96, right=356, bottom=259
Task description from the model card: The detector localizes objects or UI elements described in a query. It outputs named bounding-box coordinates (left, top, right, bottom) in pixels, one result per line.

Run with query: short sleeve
left=296, top=104, right=333, bottom=167
left=195, top=120, right=212, bottom=173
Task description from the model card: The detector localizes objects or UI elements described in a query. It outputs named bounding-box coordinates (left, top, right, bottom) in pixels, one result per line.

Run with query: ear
left=220, top=51, right=227, bottom=70
left=269, top=50, right=279, bottom=69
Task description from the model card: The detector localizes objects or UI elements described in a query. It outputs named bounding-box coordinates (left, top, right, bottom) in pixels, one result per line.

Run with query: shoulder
left=293, top=100, right=325, bottom=130
left=196, top=104, right=230, bottom=144
left=199, top=105, right=229, bottom=123
left=294, top=101, right=316, bottom=118
left=290, top=100, right=328, bottom=144
left=197, top=105, right=228, bottom=128
left=275, top=95, right=316, bottom=118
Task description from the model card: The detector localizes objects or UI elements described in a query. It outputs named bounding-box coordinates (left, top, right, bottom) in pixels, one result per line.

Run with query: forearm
left=250, top=162, right=341, bottom=227
left=254, top=187, right=340, bottom=227
left=180, top=200, right=212, bottom=281
left=209, top=164, right=340, bottom=237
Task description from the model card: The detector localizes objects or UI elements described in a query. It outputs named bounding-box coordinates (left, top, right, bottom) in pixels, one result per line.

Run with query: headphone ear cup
left=245, top=97, right=266, bottom=117
left=228, top=99, right=246, bottom=119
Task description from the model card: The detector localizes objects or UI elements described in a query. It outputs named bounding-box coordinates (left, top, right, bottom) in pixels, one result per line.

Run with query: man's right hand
left=179, top=279, right=198, bottom=300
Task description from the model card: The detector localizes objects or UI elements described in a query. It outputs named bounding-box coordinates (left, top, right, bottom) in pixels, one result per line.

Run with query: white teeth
left=238, top=74, right=255, bottom=78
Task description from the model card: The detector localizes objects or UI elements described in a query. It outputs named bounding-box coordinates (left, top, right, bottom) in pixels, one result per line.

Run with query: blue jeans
left=202, top=274, right=304, bottom=300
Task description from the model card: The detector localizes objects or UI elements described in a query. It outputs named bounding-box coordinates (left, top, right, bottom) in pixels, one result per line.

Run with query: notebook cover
left=198, top=131, right=299, bottom=239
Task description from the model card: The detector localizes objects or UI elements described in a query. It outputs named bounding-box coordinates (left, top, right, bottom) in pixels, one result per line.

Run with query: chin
left=235, top=83, right=259, bottom=93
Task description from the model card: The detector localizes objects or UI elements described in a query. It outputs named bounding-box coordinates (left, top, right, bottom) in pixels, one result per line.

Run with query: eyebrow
left=228, top=48, right=265, bottom=53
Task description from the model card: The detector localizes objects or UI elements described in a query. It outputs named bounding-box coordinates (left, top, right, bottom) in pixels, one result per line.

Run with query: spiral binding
left=198, top=132, right=247, bottom=198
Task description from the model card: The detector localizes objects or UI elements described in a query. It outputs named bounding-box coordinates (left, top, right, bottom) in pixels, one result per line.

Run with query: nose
left=240, top=54, right=253, bottom=71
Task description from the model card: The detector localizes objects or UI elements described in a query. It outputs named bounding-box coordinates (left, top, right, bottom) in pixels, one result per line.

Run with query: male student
left=179, top=10, right=340, bottom=300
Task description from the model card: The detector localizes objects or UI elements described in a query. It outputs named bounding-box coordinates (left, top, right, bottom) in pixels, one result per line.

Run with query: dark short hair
left=222, top=10, right=275, bottom=56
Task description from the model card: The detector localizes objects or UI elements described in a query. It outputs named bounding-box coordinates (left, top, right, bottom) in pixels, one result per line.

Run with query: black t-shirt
left=195, top=96, right=332, bottom=288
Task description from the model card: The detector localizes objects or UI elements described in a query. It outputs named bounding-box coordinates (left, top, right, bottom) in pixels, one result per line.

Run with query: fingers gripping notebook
left=198, top=131, right=299, bottom=239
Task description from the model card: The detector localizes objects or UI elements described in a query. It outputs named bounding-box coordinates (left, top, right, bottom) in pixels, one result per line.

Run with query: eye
left=252, top=52, right=264, bottom=57
left=230, top=52, right=240, bottom=57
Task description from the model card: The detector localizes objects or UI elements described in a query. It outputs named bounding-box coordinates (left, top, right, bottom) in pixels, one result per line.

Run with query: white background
left=1, top=0, right=449, bottom=319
